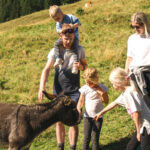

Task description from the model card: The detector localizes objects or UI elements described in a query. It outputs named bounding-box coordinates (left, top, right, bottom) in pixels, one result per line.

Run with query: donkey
left=0, top=91, right=81, bottom=150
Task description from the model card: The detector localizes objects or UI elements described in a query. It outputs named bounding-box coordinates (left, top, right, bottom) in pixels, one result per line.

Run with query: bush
left=76, top=7, right=84, bottom=16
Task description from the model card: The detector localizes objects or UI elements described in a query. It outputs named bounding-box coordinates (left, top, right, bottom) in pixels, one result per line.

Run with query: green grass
left=0, top=0, right=150, bottom=149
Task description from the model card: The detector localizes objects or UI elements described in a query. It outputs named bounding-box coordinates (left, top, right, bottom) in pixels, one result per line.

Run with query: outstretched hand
left=94, top=112, right=102, bottom=121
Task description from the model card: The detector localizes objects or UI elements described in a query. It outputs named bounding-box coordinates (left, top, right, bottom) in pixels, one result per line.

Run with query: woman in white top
left=77, top=68, right=109, bottom=150
left=125, top=12, right=150, bottom=108
left=94, top=67, right=150, bottom=150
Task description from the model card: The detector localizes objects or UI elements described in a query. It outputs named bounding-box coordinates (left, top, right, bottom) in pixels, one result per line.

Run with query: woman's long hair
left=131, top=12, right=150, bottom=38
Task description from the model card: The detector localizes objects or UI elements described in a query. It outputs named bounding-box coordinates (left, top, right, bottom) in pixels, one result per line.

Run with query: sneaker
left=54, top=58, right=63, bottom=68
left=72, top=66, right=78, bottom=74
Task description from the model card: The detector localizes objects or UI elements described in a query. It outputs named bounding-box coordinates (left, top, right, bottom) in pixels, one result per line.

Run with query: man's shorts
left=66, top=91, right=80, bottom=103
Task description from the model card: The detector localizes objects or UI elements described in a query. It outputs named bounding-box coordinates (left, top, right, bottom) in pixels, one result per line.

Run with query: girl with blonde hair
left=94, top=67, right=150, bottom=150
left=77, top=68, right=109, bottom=150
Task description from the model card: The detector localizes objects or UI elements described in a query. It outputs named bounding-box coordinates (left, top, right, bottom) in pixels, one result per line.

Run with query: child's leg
left=70, top=37, right=79, bottom=74
left=71, top=37, right=79, bottom=62
left=54, top=38, right=62, bottom=58
left=71, top=52, right=78, bottom=74
left=82, top=117, right=93, bottom=150
left=54, top=38, right=63, bottom=68
left=91, top=118, right=103, bottom=150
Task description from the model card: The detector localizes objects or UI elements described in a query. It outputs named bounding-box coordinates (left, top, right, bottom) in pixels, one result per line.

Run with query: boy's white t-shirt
left=79, top=83, right=108, bottom=118
left=127, top=33, right=150, bottom=69
left=115, top=87, right=150, bottom=134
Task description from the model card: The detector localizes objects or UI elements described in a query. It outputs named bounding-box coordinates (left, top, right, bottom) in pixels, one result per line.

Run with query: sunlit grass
left=0, top=0, right=150, bottom=149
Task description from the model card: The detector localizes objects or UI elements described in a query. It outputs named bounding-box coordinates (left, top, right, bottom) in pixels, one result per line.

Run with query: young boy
left=49, top=5, right=81, bottom=74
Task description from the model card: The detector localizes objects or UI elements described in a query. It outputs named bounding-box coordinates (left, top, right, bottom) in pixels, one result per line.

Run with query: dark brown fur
left=0, top=92, right=81, bottom=150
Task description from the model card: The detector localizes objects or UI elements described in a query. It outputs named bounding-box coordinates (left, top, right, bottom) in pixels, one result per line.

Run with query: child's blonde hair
left=49, top=5, right=62, bottom=17
left=83, top=68, right=99, bottom=84
left=109, top=67, right=130, bottom=87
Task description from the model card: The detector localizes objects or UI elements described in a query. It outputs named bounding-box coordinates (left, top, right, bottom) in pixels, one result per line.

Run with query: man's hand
left=73, top=62, right=84, bottom=71
left=38, top=89, right=44, bottom=102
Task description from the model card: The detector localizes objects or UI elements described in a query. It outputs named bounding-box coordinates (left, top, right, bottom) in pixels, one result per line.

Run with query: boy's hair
left=131, top=12, right=150, bottom=38
left=49, top=5, right=62, bottom=17
left=83, top=68, right=99, bottom=84
left=109, top=67, right=130, bottom=87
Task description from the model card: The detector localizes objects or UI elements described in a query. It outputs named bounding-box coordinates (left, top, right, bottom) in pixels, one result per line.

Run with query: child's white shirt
left=79, top=83, right=108, bottom=118
left=115, top=87, right=150, bottom=134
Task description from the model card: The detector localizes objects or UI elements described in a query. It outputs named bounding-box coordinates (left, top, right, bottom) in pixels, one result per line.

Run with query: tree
left=10, top=0, right=20, bottom=20
left=44, top=0, right=61, bottom=9
left=20, top=0, right=32, bottom=16
left=0, top=0, right=80, bottom=23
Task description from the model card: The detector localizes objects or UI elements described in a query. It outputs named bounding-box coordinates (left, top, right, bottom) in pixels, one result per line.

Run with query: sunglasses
left=62, top=29, right=74, bottom=34
left=130, top=23, right=144, bottom=30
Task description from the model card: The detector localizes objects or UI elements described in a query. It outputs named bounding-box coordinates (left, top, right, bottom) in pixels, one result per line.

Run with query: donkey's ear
left=42, top=91, right=57, bottom=100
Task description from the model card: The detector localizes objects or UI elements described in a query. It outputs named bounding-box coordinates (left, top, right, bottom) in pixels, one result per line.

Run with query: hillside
left=0, top=0, right=150, bottom=149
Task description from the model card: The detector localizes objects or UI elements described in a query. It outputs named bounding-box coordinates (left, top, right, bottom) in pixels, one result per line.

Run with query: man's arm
left=125, top=56, right=133, bottom=73
left=38, top=59, right=54, bottom=101
left=80, top=58, right=88, bottom=70
left=74, top=58, right=88, bottom=71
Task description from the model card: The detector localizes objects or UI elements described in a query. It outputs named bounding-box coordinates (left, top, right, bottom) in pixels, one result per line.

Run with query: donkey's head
left=43, top=91, right=81, bottom=126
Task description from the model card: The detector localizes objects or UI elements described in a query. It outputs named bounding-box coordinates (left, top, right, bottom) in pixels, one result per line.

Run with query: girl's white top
left=115, top=87, right=150, bottom=134
left=79, top=83, right=108, bottom=118
left=127, top=33, right=150, bottom=69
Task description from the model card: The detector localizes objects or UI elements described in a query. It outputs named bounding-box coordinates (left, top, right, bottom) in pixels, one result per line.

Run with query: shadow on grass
left=100, top=137, right=130, bottom=150
left=89, top=137, right=131, bottom=150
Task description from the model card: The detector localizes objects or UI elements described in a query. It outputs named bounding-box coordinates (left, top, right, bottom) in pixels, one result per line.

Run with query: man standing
left=38, top=24, right=87, bottom=150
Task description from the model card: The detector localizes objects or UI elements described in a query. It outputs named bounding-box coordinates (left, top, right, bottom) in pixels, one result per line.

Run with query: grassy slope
left=0, top=0, right=150, bottom=149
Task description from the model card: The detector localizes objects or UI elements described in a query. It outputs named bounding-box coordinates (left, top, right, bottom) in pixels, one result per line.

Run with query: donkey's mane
left=27, top=95, right=67, bottom=113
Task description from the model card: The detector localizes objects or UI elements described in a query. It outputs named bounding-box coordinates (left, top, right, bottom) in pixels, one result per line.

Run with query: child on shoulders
left=49, top=5, right=81, bottom=74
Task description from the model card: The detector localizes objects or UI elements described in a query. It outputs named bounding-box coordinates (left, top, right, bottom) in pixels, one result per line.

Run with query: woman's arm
left=125, top=56, right=133, bottom=73
left=77, top=94, right=85, bottom=115
left=94, top=101, right=118, bottom=121
left=133, top=111, right=142, bottom=141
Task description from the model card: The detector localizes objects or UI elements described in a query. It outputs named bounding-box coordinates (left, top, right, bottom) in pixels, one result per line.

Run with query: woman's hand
left=137, top=132, right=141, bottom=142
left=77, top=107, right=82, bottom=115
